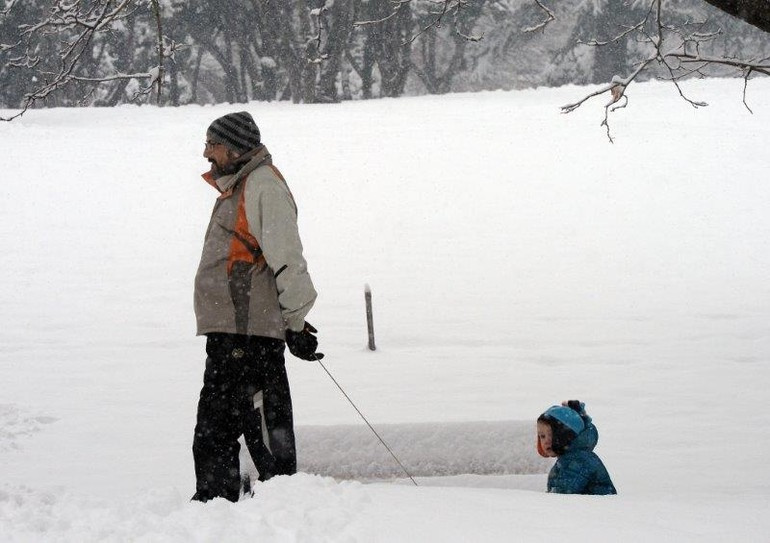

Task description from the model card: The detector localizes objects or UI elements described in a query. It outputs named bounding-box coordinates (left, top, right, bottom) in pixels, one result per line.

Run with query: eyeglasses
left=204, top=140, right=221, bottom=150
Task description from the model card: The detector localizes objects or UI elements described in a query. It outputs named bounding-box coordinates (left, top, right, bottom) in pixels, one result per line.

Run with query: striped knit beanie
left=207, top=111, right=261, bottom=155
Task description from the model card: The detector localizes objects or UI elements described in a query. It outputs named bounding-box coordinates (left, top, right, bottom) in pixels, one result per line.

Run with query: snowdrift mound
left=288, top=421, right=550, bottom=480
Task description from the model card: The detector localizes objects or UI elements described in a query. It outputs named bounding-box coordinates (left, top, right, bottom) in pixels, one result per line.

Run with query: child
left=536, top=400, right=617, bottom=495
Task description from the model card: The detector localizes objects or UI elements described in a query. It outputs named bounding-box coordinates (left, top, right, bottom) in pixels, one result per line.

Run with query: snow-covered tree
left=0, top=0, right=767, bottom=119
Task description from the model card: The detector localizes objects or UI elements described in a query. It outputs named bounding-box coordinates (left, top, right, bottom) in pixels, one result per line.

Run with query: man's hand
left=286, top=321, right=324, bottom=361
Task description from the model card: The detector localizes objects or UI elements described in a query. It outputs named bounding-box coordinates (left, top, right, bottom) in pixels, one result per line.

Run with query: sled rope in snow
left=313, top=355, right=419, bottom=486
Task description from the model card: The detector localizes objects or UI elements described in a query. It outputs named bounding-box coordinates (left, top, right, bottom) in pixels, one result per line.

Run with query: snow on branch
left=0, top=0, right=168, bottom=121
left=523, top=0, right=555, bottom=34
left=561, top=0, right=770, bottom=142
left=1, top=0, right=19, bottom=17
left=353, top=0, right=412, bottom=27
left=353, top=0, right=484, bottom=45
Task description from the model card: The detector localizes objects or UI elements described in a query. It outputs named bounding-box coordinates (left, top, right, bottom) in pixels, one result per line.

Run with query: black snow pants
left=192, top=333, right=297, bottom=502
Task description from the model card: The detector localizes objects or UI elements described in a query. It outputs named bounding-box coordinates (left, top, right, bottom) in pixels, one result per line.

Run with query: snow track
left=242, top=421, right=551, bottom=481
left=0, top=405, right=57, bottom=452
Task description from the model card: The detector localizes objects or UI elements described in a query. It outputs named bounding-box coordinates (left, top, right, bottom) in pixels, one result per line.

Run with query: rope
left=313, top=355, right=419, bottom=486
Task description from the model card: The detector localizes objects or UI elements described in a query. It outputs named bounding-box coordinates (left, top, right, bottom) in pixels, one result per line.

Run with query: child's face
left=537, top=421, right=557, bottom=457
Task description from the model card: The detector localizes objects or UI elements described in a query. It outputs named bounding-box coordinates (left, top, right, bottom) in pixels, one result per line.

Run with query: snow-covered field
left=1, top=78, right=769, bottom=541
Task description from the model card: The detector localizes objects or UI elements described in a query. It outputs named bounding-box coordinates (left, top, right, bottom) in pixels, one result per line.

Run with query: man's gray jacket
left=194, top=145, right=316, bottom=339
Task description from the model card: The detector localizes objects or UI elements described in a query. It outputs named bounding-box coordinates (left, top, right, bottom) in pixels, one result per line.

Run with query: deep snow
left=1, top=78, right=769, bottom=541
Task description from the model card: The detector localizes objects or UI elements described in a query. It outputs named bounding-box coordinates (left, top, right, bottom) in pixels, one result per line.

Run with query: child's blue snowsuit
left=547, top=414, right=617, bottom=495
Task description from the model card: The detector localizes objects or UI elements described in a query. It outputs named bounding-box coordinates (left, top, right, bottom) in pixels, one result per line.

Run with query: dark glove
left=285, top=321, right=324, bottom=361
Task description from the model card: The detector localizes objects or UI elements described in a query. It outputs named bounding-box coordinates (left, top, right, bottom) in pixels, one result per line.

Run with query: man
left=191, top=111, right=322, bottom=502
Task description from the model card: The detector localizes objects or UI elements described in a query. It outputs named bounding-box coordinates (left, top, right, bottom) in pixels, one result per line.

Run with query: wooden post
left=365, top=284, right=376, bottom=351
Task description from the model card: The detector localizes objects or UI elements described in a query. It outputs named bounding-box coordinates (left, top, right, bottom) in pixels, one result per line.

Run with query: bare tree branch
left=561, top=0, right=769, bottom=142
left=353, top=0, right=483, bottom=45
left=353, top=0, right=411, bottom=26
left=1, top=0, right=167, bottom=121
left=523, top=0, right=555, bottom=34
left=668, top=52, right=770, bottom=75
left=742, top=68, right=754, bottom=113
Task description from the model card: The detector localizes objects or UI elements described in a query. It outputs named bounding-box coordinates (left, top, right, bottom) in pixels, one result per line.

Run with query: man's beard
left=209, top=159, right=240, bottom=179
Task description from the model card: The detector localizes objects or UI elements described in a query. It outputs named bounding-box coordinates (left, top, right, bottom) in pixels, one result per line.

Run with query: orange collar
left=201, top=171, right=219, bottom=191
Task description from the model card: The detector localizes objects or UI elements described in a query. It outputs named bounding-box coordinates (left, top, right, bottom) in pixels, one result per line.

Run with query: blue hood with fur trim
left=567, top=419, right=598, bottom=453
left=546, top=407, right=617, bottom=495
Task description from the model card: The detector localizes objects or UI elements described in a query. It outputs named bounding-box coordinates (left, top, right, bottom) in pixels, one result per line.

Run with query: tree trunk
left=191, top=46, right=204, bottom=103
left=374, top=2, right=411, bottom=97
left=223, top=34, right=243, bottom=103
left=701, top=0, right=770, bottom=33
left=317, top=0, right=355, bottom=103
left=298, top=2, right=318, bottom=103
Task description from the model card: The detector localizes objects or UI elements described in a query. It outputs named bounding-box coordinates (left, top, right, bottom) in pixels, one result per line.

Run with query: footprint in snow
left=0, top=404, right=58, bottom=451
